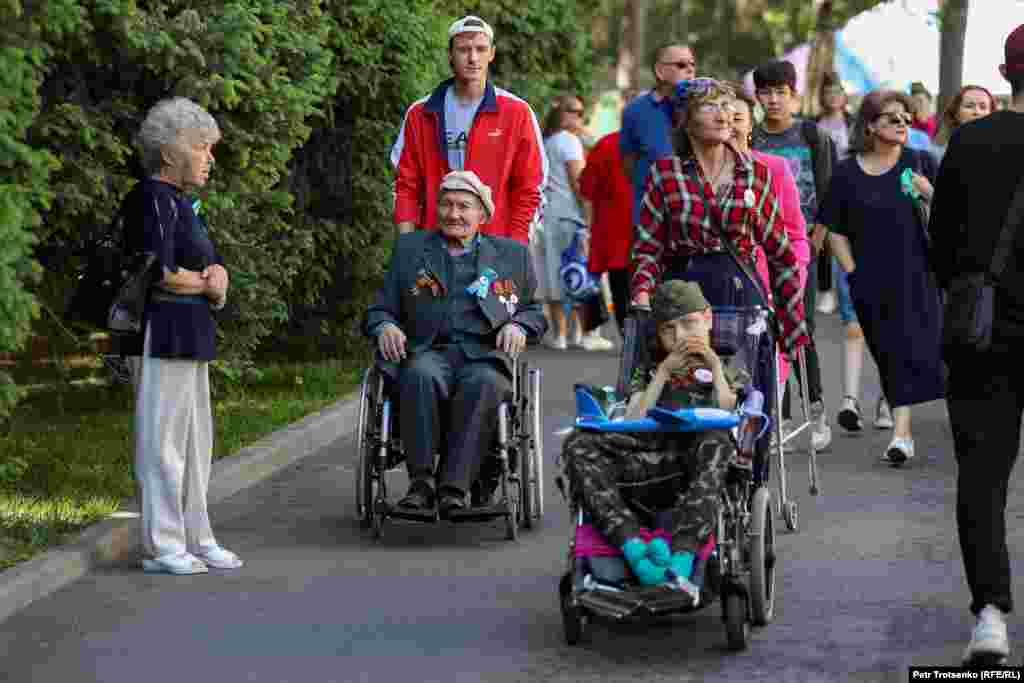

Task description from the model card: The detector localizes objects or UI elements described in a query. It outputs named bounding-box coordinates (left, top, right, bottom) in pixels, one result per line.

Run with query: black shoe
left=398, top=480, right=435, bottom=510
left=437, top=487, right=467, bottom=518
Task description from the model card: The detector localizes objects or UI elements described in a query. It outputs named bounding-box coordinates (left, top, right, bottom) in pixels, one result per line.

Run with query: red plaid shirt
left=631, top=146, right=809, bottom=354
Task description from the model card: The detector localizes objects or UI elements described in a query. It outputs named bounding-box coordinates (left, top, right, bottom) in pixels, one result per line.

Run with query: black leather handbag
left=941, top=175, right=1024, bottom=355
left=107, top=252, right=158, bottom=334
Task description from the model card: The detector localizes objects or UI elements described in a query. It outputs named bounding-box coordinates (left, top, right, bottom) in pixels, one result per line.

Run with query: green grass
left=0, top=359, right=364, bottom=570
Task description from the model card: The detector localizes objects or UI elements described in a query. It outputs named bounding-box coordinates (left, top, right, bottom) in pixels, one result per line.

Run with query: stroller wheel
left=723, top=593, right=750, bottom=651
left=559, top=574, right=586, bottom=646
left=749, top=487, right=776, bottom=626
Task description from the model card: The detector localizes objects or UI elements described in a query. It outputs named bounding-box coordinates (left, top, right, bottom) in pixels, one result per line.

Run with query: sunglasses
left=877, top=112, right=912, bottom=127
left=662, top=60, right=696, bottom=70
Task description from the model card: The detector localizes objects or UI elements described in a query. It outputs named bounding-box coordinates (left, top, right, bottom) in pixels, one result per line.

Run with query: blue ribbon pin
left=467, top=268, right=498, bottom=299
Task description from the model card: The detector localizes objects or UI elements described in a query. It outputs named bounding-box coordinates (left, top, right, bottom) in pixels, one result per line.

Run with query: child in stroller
left=561, top=280, right=753, bottom=601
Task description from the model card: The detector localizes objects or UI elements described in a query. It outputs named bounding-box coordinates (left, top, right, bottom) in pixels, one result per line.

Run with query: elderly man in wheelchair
left=363, top=170, right=547, bottom=521
left=562, top=280, right=752, bottom=601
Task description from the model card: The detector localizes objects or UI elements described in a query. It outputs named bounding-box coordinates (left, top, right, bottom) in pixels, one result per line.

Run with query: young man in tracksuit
left=390, top=16, right=547, bottom=246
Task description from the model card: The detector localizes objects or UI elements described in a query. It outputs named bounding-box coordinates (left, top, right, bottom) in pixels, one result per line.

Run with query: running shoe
left=810, top=400, right=832, bottom=452
left=542, top=334, right=567, bottom=350
left=874, top=398, right=894, bottom=430
left=816, top=290, right=837, bottom=315
left=581, top=331, right=614, bottom=351
left=837, top=396, right=863, bottom=433
left=964, top=605, right=1010, bottom=665
left=882, top=437, right=915, bottom=465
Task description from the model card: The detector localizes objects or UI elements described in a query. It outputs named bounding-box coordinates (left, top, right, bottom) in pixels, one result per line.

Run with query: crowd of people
left=116, top=10, right=1024, bottom=670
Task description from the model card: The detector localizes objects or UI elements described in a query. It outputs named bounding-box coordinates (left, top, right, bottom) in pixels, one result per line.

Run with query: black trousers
left=783, top=256, right=823, bottom=417
left=397, top=344, right=512, bottom=493
left=607, top=268, right=631, bottom=334
left=948, top=346, right=1023, bottom=615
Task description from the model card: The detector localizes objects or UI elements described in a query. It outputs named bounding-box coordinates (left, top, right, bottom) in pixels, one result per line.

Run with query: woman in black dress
left=818, top=90, right=945, bottom=465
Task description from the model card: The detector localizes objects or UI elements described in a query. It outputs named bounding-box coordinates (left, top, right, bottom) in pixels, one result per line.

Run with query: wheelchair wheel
left=749, top=487, right=776, bottom=626
left=559, top=573, right=587, bottom=646
left=723, top=593, right=749, bottom=651
left=355, top=369, right=373, bottom=527
left=504, top=484, right=519, bottom=541
left=783, top=500, right=799, bottom=533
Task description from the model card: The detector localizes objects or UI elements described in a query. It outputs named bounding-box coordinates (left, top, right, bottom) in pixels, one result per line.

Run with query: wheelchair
left=556, top=304, right=818, bottom=651
left=354, top=354, right=543, bottom=541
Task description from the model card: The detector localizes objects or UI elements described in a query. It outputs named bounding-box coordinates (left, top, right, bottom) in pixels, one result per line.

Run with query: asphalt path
left=3, top=314, right=1024, bottom=683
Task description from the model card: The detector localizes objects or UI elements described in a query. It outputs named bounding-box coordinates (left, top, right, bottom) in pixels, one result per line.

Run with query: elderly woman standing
left=123, top=97, right=239, bottom=574
left=631, top=78, right=809, bottom=364
left=818, top=90, right=945, bottom=465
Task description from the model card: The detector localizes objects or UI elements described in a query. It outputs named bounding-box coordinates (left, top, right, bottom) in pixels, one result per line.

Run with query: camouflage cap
left=651, top=280, right=710, bottom=325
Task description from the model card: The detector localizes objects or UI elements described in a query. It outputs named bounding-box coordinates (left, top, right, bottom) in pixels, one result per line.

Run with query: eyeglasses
left=564, top=108, right=585, bottom=116
left=755, top=87, right=791, bottom=99
left=876, top=112, right=912, bottom=127
left=662, top=60, right=696, bottom=70
left=696, top=101, right=736, bottom=116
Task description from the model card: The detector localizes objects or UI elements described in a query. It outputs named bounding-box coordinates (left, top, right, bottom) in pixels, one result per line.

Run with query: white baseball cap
left=448, top=15, right=494, bottom=42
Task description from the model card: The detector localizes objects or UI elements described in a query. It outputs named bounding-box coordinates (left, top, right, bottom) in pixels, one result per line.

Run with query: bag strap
left=712, top=216, right=772, bottom=310
left=990, top=173, right=1024, bottom=280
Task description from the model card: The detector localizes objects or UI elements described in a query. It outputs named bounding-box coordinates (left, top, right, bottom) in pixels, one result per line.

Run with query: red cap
left=1005, top=24, right=1024, bottom=74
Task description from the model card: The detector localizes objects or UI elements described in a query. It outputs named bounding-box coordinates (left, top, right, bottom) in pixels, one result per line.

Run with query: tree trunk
left=938, top=0, right=969, bottom=115
left=631, top=0, right=647, bottom=92
left=802, top=0, right=836, bottom=117
left=615, top=0, right=636, bottom=90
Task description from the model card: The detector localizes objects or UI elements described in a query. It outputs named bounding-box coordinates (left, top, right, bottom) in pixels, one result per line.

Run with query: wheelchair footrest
left=577, top=585, right=702, bottom=620
left=445, top=502, right=512, bottom=523
left=381, top=504, right=438, bottom=523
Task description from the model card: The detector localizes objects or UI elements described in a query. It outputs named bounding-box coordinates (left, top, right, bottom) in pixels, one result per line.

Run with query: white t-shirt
left=543, top=130, right=585, bottom=222
left=444, top=87, right=483, bottom=171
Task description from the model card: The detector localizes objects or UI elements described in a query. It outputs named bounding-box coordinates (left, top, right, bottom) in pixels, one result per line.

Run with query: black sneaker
left=837, top=396, right=863, bottom=433
left=397, top=480, right=435, bottom=510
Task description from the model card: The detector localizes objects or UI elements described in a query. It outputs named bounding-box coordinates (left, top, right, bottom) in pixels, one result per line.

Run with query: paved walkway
left=2, top=314, right=1022, bottom=682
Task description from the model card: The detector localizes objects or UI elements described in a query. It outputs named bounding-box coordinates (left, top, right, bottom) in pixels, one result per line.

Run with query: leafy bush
left=2, top=0, right=597, bottom=418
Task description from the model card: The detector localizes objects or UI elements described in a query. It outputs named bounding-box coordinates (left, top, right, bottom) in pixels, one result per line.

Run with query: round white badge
left=695, top=368, right=714, bottom=383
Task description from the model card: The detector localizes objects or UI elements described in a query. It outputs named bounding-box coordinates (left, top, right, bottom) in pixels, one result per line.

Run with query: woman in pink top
left=730, top=86, right=810, bottom=385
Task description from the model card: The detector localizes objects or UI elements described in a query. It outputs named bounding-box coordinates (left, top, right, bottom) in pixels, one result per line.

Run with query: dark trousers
left=783, top=256, right=823, bottom=417
left=607, top=268, right=631, bottom=334
left=397, top=344, right=512, bottom=493
left=948, top=347, right=1023, bottom=615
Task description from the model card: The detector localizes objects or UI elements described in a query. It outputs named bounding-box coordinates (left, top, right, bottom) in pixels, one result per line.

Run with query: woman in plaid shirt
left=629, top=79, right=809, bottom=357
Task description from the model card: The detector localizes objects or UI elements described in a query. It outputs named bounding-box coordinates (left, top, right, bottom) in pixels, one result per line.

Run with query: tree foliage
left=1, top=0, right=597, bottom=414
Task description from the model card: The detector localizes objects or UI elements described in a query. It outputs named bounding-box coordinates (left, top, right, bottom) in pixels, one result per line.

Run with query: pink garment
left=752, top=150, right=810, bottom=386
left=574, top=523, right=716, bottom=565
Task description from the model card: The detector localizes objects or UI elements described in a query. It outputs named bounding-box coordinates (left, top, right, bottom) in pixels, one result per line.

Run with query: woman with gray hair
left=817, top=89, right=945, bottom=466
left=120, top=96, right=240, bottom=574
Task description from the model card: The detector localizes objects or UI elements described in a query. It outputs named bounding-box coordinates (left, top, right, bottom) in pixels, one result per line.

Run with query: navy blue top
left=120, top=178, right=222, bottom=361
left=619, top=92, right=675, bottom=223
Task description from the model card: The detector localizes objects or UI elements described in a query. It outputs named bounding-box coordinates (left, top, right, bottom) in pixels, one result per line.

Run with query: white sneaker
left=817, top=290, right=837, bottom=314
left=141, top=552, right=209, bottom=575
left=810, top=401, right=832, bottom=452
left=543, top=335, right=567, bottom=350
left=874, top=398, right=894, bottom=430
left=882, top=437, right=914, bottom=465
left=194, top=545, right=244, bottom=570
left=964, top=605, right=1010, bottom=665
left=581, top=332, right=614, bottom=352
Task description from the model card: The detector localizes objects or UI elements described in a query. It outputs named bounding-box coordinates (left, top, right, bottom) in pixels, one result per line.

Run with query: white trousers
left=129, top=325, right=217, bottom=559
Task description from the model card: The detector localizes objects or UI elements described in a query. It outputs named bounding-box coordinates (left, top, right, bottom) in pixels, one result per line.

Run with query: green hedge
left=1, top=0, right=595, bottom=418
